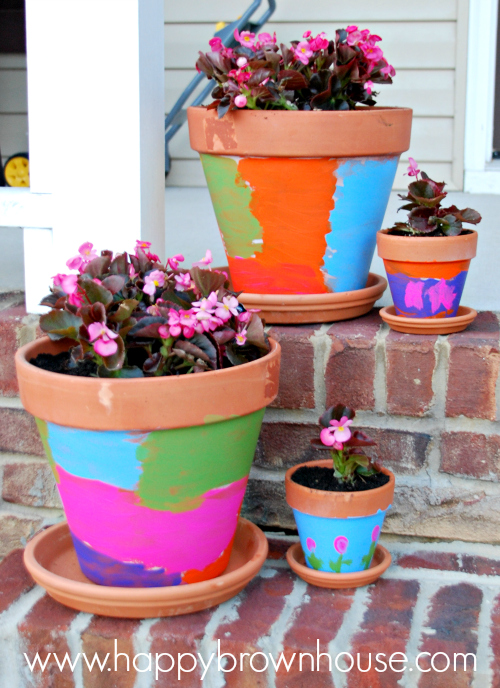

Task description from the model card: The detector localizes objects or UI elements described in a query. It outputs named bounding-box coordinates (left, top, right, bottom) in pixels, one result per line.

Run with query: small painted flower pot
left=285, top=459, right=394, bottom=576
left=188, top=107, right=412, bottom=296
left=16, top=336, right=280, bottom=588
left=377, top=230, right=478, bottom=318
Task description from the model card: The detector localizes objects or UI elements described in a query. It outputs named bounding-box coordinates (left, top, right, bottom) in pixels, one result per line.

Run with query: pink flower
left=209, top=37, right=223, bottom=52
left=294, top=41, right=313, bottom=65
left=406, top=157, right=420, bottom=177
left=346, top=25, right=358, bottom=33
left=404, top=280, right=424, bottom=310
left=334, top=536, right=349, bottom=555
left=168, top=309, right=197, bottom=338
left=361, top=43, right=383, bottom=63
left=306, top=537, right=316, bottom=551
left=303, top=30, right=312, bottom=39
left=257, top=32, right=276, bottom=45
left=66, top=242, right=98, bottom=271
left=234, top=95, right=247, bottom=108
left=143, top=270, right=165, bottom=296
left=236, top=56, right=248, bottom=68
left=237, top=308, right=259, bottom=324
left=371, top=526, right=381, bottom=543
left=158, top=324, right=170, bottom=339
left=167, top=254, right=184, bottom=270
left=235, top=330, right=247, bottom=346
left=330, top=417, right=353, bottom=443
left=234, top=29, right=255, bottom=47
left=192, top=249, right=213, bottom=268
left=88, top=321, right=118, bottom=357
left=174, top=273, right=192, bottom=291
left=364, top=80, right=374, bottom=95
left=380, top=62, right=396, bottom=78
left=215, top=295, right=239, bottom=322
left=319, top=427, right=343, bottom=450
left=135, top=239, right=159, bottom=262
left=53, top=273, right=84, bottom=306
left=192, top=292, right=218, bottom=317
left=129, top=264, right=138, bottom=279
left=309, top=32, right=329, bottom=51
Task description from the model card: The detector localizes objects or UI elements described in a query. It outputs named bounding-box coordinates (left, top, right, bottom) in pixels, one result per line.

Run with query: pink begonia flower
left=236, top=56, right=248, bottom=68
left=234, top=95, right=247, bottom=108
left=361, top=43, right=383, bottom=63
left=209, top=37, right=223, bottom=52
left=53, top=273, right=84, bottom=306
left=427, top=279, right=456, bottom=313
left=143, top=270, right=165, bottom=296
left=168, top=309, right=197, bottom=338
left=167, top=254, right=185, bottom=270
left=228, top=68, right=251, bottom=85
left=364, top=80, right=374, bottom=95
left=406, top=157, right=420, bottom=177
left=306, top=537, right=316, bottom=551
left=404, top=280, right=424, bottom=310
left=319, top=427, right=344, bottom=450
left=257, top=32, right=276, bottom=45
left=215, top=295, right=239, bottom=322
left=237, top=308, right=259, bottom=324
left=334, top=536, right=349, bottom=555
left=158, top=324, right=170, bottom=339
left=135, top=239, right=159, bottom=262
left=192, top=292, right=218, bottom=317
left=371, top=525, right=381, bottom=543
left=346, top=25, right=358, bottom=33
left=309, top=32, right=329, bottom=51
left=147, top=304, right=161, bottom=316
left=192, top=249, right=213, bottom=268
left=303, top=30, right=312, bottom=39
left=330, top=417, right=353, bottom=443
left=66, top=242, right=98, bottom=271
left=129, top=264, right=138, bottom=279
left=174, top=273, right=192, bottom=291
left=294, top=41, right=313, bottom=65
left=234, top=29, right=255, bottom=47
left=235, top=330, right=247, bottom=346
left=380, top=62, right=396, bottom=79
left=365, top=34, right=382, bottom=45
left=88, top=322, right=118, bottom=357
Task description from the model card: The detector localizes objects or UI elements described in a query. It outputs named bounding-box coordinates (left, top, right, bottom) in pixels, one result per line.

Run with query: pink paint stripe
left=56, top=464, right=247, bottom=573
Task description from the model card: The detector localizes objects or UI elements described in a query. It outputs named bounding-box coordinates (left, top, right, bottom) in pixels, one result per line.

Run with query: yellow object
left=215, top=21, right=227, bottom=31
left=4, top=155, right=30, bottom=187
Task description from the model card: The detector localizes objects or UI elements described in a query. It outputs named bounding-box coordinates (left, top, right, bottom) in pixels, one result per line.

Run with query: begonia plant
left=389, top=159, right=482, bottom=237
left=36, top=241, right=269, bottom=378
left=311, top=404, right=379, bottom=484
left=196, top=26, right=395, bottom=117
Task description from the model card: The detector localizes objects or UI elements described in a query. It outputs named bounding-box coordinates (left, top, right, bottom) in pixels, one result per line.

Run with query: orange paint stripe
left=232, top=157, right=339, bottom=294
left=384, top=259, right=470, bottom=280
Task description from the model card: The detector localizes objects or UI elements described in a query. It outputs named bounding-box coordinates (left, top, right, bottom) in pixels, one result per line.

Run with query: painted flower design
left=88, top=321, right=118, bottom=357
left=371, top=525, right=381, bottom=542
left=334, top=536, right=349, bottom=555
left=404, top=280, right=424, bottom=310
left=427, top=279, right=456, bottom=313
left=306, top=537, right=316, bottom=552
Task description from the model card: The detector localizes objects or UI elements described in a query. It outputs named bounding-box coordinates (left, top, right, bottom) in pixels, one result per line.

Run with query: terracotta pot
left=377, top=229, right=478, bottom=318
left=285, top=459, right=395, bottom=574
left=188, top=106, right=412, bottom=296
left=16, top=337, right=280, bottom=588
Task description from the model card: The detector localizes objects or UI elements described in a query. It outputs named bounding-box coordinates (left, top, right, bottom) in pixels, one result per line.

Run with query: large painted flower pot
left=377, top=230, right=478, bottom=318
left=285, top=460, right=394, bottom=575
left=16, top=336, right=280, bottom=588
left=187, top=106, right=412, bottom=296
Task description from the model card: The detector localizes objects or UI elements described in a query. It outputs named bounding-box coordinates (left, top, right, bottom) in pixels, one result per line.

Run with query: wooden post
left=21, top=0, right=165, bottom=313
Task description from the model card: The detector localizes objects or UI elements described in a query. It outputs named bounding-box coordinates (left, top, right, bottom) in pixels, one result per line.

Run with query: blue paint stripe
left=322, top=156, right=399, bottom=292
left=46, top=422, right=144, bottom=490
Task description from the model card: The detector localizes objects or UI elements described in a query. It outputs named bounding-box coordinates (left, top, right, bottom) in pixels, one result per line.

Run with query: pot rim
left=376, top=228, right=478, bottom=263
left=285, top=458, right=395, bottom=519
left=15, top=336, right=280, bottom=431
left=187, top=105, right=413, bottom=158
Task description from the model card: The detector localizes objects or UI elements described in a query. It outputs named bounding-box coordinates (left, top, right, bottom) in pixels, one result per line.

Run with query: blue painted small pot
left=285, top=460, right=394, bottom=575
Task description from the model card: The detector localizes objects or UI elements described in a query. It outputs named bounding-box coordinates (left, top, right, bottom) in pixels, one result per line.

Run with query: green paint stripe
left=35, top=418, right=60, bottom=483
left=200, top=153, right=263, bottom=259
left=136, top=409, right=264, bottom=512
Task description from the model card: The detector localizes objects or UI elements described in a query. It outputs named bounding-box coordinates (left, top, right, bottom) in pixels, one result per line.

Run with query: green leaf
left=244, top=313, right=268, bottom=351
left=190, top=267, right=226, bottom=298
left=116, top=366, right=144, bottom=378
left=39, top=310, right=82, bottom=340
left=107, top=299, right=139, bottom=323
left=128, top=316, right=168, bottom=338
left=100, top=335, right=125, bottom=372
left=78, top=276, right=113, bottom=306
left=83, top=255, right=111, bottom=278
left=101, top=275, right=126, bottom=294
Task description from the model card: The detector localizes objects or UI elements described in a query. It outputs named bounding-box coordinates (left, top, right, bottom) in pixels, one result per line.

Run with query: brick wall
left=0, top=292, right=499, bottom=556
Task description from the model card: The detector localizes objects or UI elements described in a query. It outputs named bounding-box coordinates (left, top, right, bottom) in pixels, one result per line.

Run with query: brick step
left=1, top=536, right=500, bottom=687
left=0, top=292, right=499, bottom=555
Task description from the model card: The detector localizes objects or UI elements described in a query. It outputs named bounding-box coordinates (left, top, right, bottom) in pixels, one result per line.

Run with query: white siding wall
left=0, top=0, right=469, bottom=190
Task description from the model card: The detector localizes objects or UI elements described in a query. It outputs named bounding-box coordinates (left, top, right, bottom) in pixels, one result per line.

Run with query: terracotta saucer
left=237, top=273, right=387, bottom=324
left=286, top=542, right=391, bottom=588
left=379, top=305, right=477, bottom=335
left=24, top=518, right=268, bottom=618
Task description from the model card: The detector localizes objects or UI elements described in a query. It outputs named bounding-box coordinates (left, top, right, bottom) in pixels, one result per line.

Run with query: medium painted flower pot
left=188, top=106, right=412, bottom=295
left=377, top=230, right=478, bottom=318
left=16, top=337, right=280, bottom=588
left=285, top=459, right=395, bottom=574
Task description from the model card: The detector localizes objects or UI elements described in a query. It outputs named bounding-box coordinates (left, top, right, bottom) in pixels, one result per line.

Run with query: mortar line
left=66, top=612, right=93, bottom=688
left=495, top=312, right=500, bottom=422
left=0, top=397, right=24, bottom=409
left=310, top=325, right=331, bottom=414
left=374, top=321, right=390, bottom=414
left=471, top=587, right=496, bottom=688
left=132, top=618, right=158, bottom=688
left=431, top=336, right=449, bottom=420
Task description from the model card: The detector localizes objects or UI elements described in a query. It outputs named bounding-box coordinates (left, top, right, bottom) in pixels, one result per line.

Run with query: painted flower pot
left=187, top=106, right=412, bottom=296
left=16, top=336, right=280, bottom=588
left=377, top=230, right=478, bottom=318
left=285, top=459, right=394, bottom=575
